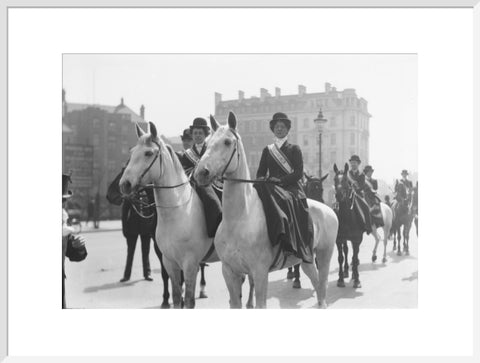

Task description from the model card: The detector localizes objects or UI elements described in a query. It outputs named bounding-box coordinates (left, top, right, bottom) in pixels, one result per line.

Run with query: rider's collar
left=195, top=142, right=205, bottom=152
left=274, top=136, right=288, bottom=148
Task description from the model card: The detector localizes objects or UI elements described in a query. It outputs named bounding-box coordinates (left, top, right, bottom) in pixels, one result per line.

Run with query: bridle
left=125, top=139, right=191, bottom=218
left=219, top=129, right=277, bottom=185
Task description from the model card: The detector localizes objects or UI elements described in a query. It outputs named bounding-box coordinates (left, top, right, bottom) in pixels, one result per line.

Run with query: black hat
left=363, top=165, right=374, bottom=173
left=269, top=112, right=292, bottom=132
left=401, top=169, right=409, bottom=176
left=189, top=117, right=210, bottom=135
left=62, top=173, right=73, bottom=199
left=180, top=128, right=193, bottom=141
left=349, top=155, right=361, bottom=163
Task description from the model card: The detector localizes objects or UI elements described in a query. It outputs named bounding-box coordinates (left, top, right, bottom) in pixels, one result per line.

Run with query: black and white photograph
left=62, top=54, right=418, bottom=309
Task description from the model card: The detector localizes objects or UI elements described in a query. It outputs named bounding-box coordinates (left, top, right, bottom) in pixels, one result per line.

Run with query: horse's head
left=119, top=122, right=173, bottom=196
left=195, top=112, right=241, bottom=186
left=304, top=173, right=328, bottom=203
left=333, top=163, right=351, bottom=204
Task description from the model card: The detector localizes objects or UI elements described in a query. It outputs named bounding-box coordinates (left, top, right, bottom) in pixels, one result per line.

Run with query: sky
left=63, top=54, right=417, bottom=182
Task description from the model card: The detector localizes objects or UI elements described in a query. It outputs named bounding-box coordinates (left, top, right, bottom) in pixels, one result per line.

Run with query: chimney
left=238, top=90, right=245, bottom=101
left=260, top=88, right=269, bottom=101
left=298, top=85, right=306, bottom=96
left=120, top=97, right=124, bottom=106
left=62, top=88, right=66, bottom=103
left=62, top=89, right=67, bottom=118
left=325, top=82, right=332, bottom=93
left=275, top=87, right=281, bottom=98
left=215, top=92, right=222, bottom=106
left=140, top=104, right=145, bottom=119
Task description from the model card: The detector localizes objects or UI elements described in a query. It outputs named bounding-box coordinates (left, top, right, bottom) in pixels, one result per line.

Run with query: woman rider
left=254, top=112, right=313, bottom=265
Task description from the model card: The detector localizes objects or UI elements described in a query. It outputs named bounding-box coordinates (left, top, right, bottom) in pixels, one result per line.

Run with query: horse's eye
left=224, top=139, right=232, bottom=146
left=145, top=150, right=154, bottom=157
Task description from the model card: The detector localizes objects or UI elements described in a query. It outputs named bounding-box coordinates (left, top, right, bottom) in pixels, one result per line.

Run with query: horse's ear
left=210, top=114, right=219, bottom=131
left=228, top=111, right=237, bottom=130
left=321, top=173, right=329, bottom=182
left=135, top=123, right=145, bottom=138
left=344, top=163, right=349, bottom=173
left=149, top=122, right=158, bottom=140
left=333, top=164, right=339, bottom=174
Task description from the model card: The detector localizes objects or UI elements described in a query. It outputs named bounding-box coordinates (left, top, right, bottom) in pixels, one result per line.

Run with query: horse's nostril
left=123, top=181, right=132, bottom=194
left=202, top=168, right=210, bottom=176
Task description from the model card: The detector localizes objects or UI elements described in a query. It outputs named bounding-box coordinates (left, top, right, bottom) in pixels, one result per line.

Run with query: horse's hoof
left=337, top=279, right=345, bottom=288
left=199, top=291, right=208, bottom=299
left=286, top=270, right=294, bottom=280
left=353, top=280, right=362, bottom=289
left=343, top=270, right=349, bottom=278
left=293, top=280, right=301, bottom=289
left=160, top=301, right=170, bottom=309
left=382, top=257, right=387, bottom=263
left=405, top=250, right=410, bottom=256
left=246, top=304, right=254, bottom=309
left=397, top=251, right=402, bottom=256
left=372, top=255, right=377, bottom=262
left=318, top=301, right=328, bottom=309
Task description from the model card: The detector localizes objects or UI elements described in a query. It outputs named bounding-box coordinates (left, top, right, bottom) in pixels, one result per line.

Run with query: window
left=330, top=133, right=336, bottom=146
left=303, top=118, right=310, bottom=129
left=331, top=151, right=336, bottom=164
left=249, top=120, right=255, bottom=132
left=330, top=116, right=336, bottom=127
left=350, top=115, right=356, bottom=127
left=350, top=132, right=355, bottom=146
left=303, top=134, right=309, bottom=146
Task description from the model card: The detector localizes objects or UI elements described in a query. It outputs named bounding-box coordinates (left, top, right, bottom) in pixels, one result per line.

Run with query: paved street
left=65, top=221, right=417, bottom=309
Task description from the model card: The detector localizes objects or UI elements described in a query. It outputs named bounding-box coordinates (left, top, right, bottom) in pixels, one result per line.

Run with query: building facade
left=62, top=90, right=149, bottom=219
left=214, top=83, right=372, bottom=205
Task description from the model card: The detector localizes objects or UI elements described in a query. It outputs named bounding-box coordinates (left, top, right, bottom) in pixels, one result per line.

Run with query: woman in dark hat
left=254, top=112, right=314, bottom=264
left=179, top=117, right=222, bottom=238
left=345, top=155, right=372, bottom=234
left=62, top=173, right=87, bottom=308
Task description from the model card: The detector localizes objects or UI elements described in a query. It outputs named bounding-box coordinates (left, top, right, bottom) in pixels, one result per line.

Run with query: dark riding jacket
left=256, top=141, right=306, bottom=199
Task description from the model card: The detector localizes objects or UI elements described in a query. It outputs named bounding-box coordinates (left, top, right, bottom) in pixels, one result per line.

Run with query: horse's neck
left=153, top=155, right=191, bottom=214
left=223, top=143, right=257, bottom=220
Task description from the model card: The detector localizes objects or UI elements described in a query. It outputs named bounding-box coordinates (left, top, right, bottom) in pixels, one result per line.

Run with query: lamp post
left=314, top=108, right=328, bottom=178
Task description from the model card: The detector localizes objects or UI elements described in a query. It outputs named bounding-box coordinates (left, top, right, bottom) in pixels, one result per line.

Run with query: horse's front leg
left=153, top=241, right=170, bottom=308
left=252, top=268, right=269, bottom=309
left=246, top=274, right=255, bottom=309
left=199, top=263, right=208, bottom=299
left=397, top=227, right=402, bottom=256
left=352, top=239, right=362, bottom=288
left=371, top=226, right=380, bottom=262
left=343, top=241, right=350, bottom=278
left=382, top=226, right=389, bottom=263
left=162, top=256, right=183, bottom=309
left=182, top=258, right=200, bottom=309
left=336, top=239, right=345, bottom=287
left=292, top=264, right=301, bottom=289
left=222, top=263, right=243, bottom=309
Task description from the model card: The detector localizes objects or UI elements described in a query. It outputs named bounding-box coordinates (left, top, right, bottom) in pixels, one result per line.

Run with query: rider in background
left=395, top=169, right=413, bottom=202
left=346, top=155, right=373, bottom=234
left=179, top=117, right=222, bottom=238
left=176, top=128, right=194, bottom=165
left=363, top=165, right=384, bottom=227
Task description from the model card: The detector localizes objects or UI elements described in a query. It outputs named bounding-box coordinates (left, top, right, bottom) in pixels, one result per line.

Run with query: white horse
left=119, top=122, right=217, bottom=308
left=371, top=203, right=393, bottom=263
left=195, top=112, right=338, bottom=308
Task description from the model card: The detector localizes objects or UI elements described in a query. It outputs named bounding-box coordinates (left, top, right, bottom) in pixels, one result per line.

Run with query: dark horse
left=412, top=182, right=418, bottom=236
left=333, top=163, right=366, bottom=288
left=286, top=173, right=328, bottom=288
left=391, top=181, right=415, bottom=256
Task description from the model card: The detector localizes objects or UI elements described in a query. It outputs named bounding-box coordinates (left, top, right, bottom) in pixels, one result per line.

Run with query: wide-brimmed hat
left=363, top=165, right=374, bottom=173
left=189, top=117, right=210, bottom=135
left=349, top=154, right=361, bottom=163
left=269, top=112, right=292, bottom=132
left=180, top=128, right=193, bottom=141
left=62, top=173, right=73, bottom=199
left=401, top=169, right=409, bottom=176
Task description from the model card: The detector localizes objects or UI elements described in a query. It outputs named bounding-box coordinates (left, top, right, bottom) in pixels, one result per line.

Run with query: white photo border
left=2, top=2, right=480, bottom=362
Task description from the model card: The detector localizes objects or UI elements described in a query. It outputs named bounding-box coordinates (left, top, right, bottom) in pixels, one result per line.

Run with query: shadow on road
left=326, top=279, right=364, bottom=305
left=267, top=279, right=317, bottom=308
left=387, top=250, right=417, bottom=264
left=402, top=270, right=418, bottom=282
left=84, top=279, right=142, bottom=293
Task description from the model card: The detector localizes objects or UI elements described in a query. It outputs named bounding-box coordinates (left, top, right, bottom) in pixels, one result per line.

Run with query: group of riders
left=138, top=111, right=417, bottom=266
